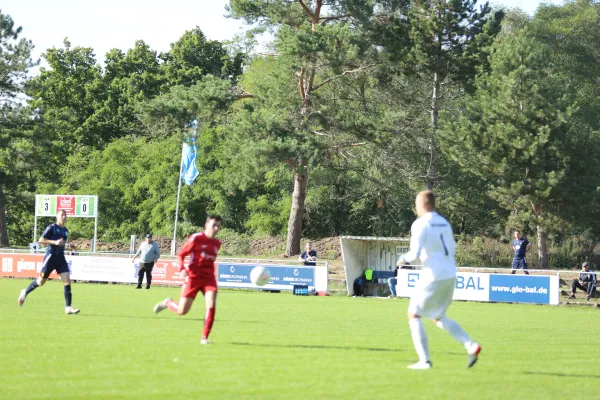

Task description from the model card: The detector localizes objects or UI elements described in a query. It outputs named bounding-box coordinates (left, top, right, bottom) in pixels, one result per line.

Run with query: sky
left=3, top=0, right=564, bottom=72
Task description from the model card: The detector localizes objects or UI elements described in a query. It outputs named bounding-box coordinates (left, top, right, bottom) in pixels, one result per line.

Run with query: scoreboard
left=35, top=195, right=97, bottom=218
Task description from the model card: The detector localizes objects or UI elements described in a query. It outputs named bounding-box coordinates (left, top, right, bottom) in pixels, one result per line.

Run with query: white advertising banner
left=1, top=253, right=330, bottom=292
left=397, top=270, right=489, bottom=302
left=68, top=256, right=137, bottom=283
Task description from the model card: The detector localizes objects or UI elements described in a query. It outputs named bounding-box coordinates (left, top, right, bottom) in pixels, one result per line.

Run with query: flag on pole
left=181, top=140, right=199, bottom=185
left=181, top=120, right=199, bottom=185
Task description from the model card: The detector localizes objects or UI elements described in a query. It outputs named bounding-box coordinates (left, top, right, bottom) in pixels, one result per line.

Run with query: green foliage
left=142, top=75, right=234, bottom=130
left=227, top=0, right=308, bottom=27
left=2, top=1, right=599, bottom=266
left=0, top=10, right=37, bottom=246
left=215, top=228, right=252, bottom=256
left=161, top=27, right=244, bottom=86
left=26, top=40, right=106, bottom=148
left=56, top=137, right=181, bottom=241
left=0, top=11, right=37, bottom=100
left=95, top=41, right=165, bottom=138
left=244, top=165, right=293, bottom=236
left=455, top=234, right=598, bottom=269
left=531, top=0, right=600, bottom=127
left=441, top=29, right=579, bottom=233
left=246, top=195, right=291, bottom=236
left=404, top=0, right=504, bottom=89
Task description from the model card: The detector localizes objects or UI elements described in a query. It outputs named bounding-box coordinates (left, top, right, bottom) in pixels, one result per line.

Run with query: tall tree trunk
left=0, top=185, right=9, bottom=247
left=285, top=172, right=307, bottom=256
left=536, top=226, right=548, bottom=269
left=286, top=0, right=321, bottom=256
left=531, top=202, right=548, bottom=269
left=427, top=70, right=441, bottom=190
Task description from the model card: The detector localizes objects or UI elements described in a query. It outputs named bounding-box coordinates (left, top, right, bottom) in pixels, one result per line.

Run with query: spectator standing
left=569, top=262, right=597, bottom=301
left=511, top=230, right=531, bottom=275
left=132, top=234, right=160, bottom=289
left=388, top=266, right=399, bottom=298
left=298, top=242, right=318, bottom=266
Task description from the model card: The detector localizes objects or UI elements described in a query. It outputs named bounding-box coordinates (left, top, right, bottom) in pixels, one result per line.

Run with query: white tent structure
left=340, top=236, right=410, bottom=295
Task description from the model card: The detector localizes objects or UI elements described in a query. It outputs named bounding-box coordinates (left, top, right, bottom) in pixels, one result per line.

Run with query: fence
left=392, top=267, right=595, bottom=305
left=0, top=252, right=329, bottom=293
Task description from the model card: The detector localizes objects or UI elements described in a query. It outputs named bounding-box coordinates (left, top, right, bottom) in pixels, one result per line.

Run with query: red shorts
left=180, top=274, right=218, bottom=299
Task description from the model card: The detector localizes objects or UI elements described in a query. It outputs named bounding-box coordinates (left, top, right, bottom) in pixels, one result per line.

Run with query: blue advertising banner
left=217, top=263, right=315, bottom=290
left=489, top=275, right=551, bottom=304
left=397, top=271, right=559, bottom=305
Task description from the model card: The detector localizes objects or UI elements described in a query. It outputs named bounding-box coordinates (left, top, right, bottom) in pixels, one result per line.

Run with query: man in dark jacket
left=569, top=262, right=597, bottom=301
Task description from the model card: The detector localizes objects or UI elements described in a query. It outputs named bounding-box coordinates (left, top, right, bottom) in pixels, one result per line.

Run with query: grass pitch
left=1, top=279, right=597, bottom=400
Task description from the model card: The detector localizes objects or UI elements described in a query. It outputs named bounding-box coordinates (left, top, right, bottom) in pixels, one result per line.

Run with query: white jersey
left=401, top=211, right=456, bottom=281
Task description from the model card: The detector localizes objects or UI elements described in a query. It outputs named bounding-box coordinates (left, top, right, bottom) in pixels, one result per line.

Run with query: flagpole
left=171, top=145, right=184, bottom=256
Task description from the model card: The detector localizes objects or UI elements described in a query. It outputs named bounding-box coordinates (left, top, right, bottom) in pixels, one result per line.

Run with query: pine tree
left=441, top=30, right=578, bottom=268
left=0, top=11, right=36, bottom=246
left=228, top=0, right=376, bottom=255
left=401, top=0, right=504, bottom=188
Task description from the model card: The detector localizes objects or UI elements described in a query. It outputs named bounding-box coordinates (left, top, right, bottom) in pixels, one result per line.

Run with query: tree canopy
left=2, top=1, right=600, bottom=267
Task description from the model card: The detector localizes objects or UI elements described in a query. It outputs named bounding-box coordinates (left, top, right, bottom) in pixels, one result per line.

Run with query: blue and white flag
left=180, top=120, right=199, bottom=185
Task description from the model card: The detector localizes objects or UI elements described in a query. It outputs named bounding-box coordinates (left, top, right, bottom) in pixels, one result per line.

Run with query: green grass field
left=1, top=279, right=598, bottom=400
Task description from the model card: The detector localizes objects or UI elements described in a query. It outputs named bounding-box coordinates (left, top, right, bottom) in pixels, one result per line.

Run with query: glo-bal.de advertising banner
left=396, top=269, right=559, bottom=305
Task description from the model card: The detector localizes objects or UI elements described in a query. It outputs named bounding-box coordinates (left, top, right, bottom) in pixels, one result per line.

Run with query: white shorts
left=408, top=278, right=455, bottom=319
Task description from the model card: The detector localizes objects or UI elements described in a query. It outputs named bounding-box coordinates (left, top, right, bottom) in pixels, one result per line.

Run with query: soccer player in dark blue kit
left=18, top=209, right=80, bottom=314
left=511, top=230, right=531, bottom=275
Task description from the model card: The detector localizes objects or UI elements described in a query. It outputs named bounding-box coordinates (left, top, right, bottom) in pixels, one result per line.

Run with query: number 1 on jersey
left=440, top=234, right=449, bottom=256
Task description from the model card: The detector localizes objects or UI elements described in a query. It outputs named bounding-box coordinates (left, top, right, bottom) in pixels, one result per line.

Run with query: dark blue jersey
left=512, top=238, right=529, bottom=259
left=579, top=270, right=597, bottom=284
left=41, top=223, right=69, bottom=257
left=301, top=250, right=317, bottom=266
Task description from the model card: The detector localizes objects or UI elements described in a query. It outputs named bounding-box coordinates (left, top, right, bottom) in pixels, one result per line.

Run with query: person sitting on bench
left=569, top=262, right=597, bottom=301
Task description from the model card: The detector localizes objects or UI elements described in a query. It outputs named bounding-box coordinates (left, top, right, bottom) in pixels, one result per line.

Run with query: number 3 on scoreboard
left=42, top=197, right=52, bottom=215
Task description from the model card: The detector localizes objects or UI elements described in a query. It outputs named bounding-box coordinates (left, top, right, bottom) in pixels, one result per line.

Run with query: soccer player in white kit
left=397, top=190, right=481, bottom=369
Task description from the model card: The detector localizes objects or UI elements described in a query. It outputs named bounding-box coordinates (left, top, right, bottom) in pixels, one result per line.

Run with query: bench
left=364, top=270, right=396, bottom=297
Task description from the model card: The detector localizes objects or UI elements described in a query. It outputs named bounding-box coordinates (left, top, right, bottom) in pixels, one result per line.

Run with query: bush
left=216, top=229, right=252, bottom=256
left=326, top=250, right=338, bottom=260
left=245, top=195, right=290, bottom=236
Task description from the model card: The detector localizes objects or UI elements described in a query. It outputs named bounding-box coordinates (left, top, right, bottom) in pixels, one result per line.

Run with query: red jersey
left=177, top=232, right=221, bottom=278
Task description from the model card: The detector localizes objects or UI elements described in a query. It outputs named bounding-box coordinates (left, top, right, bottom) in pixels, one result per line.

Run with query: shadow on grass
left=76, top=313, right=261, bottom=324
left=523, top=371, right=600, bottom=379
left=76, top=313, right=203, bottom=321
left=229, top=342, right=470, bottom=358
left=229, top=341, right=406, bottom=353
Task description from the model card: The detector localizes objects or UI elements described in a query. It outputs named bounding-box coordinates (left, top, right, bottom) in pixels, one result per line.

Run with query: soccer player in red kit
left=153, top=215, right=222, bottom=344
